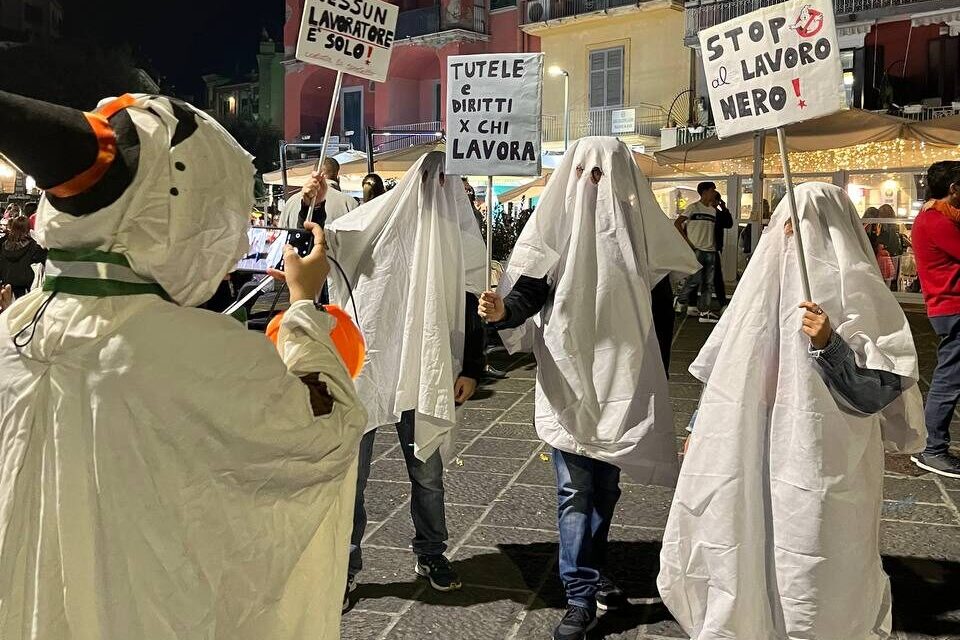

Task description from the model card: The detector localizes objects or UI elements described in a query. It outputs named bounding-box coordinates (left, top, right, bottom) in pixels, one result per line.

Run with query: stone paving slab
left=343, top=312, right=960, bottom=640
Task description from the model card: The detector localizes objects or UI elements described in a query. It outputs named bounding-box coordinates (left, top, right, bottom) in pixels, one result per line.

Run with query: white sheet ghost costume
left=0, top=92, right=366, bottom=640
left=658, top=182, right=925, bottom=639
left=497, top=137, right=700, bottom=484
left=326, top=151, right=486, bottom=461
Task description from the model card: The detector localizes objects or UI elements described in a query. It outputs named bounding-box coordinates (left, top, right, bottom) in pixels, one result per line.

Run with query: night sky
left=65, top=0, right=285, bottom=100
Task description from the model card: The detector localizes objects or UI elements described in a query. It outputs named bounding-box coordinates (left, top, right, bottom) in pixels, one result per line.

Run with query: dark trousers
left=680, top=250, right=716, bottom=313
left=349, top=410, right=448, bottom=578
left=924, top=314, right=960, bottom=456
left=553, top=447, right=622, bottom=610
left=683, top=251, right=727, bottom=308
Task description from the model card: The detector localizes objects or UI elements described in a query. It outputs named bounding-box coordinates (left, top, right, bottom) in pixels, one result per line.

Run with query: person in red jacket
left=911, top=161, right=960, bottom=477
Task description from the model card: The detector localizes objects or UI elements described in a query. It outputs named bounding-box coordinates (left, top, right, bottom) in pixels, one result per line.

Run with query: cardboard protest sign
left=296, top=0, right=399, bottom=82
left=699, top=0, right=845, bottom=138
left=446, top=53, right=544, bottom=177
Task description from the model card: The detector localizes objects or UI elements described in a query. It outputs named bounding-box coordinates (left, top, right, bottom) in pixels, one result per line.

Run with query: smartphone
left=235, top=227, right=315, bottom=273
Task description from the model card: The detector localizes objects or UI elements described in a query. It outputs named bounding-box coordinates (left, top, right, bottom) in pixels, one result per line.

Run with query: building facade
left=519, top=0, right=692, bottom=151
left=0, top=0, right=62, bottom=46
left=203, top=34, right=285, bottom=130
left=683, top=0, right=960, bottom=121
left=283, top=0, right=539, bottom=151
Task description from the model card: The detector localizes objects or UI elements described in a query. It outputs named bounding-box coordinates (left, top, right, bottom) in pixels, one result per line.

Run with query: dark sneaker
left=415, top=554, right=462, bottom=592
left=699, top=311, right=721, bottom=324
left=553, top=605, right=598, bottom=640
left=596, top=576, right=627, bottom=612
left=911, top=453, right=960, bottom=479
left=342, top=575, right=357, bottom=613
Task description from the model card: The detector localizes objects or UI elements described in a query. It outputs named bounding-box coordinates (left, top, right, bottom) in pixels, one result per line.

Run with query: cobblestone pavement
left=341, top=312, right=960, bottom=640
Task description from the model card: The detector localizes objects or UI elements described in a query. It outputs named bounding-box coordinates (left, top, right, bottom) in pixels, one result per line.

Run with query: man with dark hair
left=279, top=156, right=357, bottom=228
left=675, top=181, right=722, bottom=323
left=911, top=161, right=960, bottom=477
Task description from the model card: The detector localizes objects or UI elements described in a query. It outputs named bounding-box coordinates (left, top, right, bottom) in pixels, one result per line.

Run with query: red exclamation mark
left=366, top=46, right=373, bottom=65
left=792, top=78, right=806, bottom=109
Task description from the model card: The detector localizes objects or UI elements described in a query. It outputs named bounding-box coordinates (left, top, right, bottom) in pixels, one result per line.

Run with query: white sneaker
left=686, top=307, right=700, bottom=317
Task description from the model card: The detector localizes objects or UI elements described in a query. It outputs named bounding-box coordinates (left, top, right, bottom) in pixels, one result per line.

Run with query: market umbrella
left=911, top=114, right=960, bottom=146
left=338, top=140, right=446, bottom=176
left=654, top=109, right=910, bottom=166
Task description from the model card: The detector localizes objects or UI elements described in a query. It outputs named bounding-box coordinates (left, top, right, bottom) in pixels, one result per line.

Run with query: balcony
left=540, top=104, right=670, bottom=141
left=519, top=0, right=652, bottom=26
left=684, top=0, right=952, bottom=45
left=371, top=121, right=443, bottom=153
left=395, top=5, right=488, bottom=40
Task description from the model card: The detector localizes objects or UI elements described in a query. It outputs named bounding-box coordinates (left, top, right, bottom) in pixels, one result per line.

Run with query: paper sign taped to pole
left=296, top=0, right=399, bottom=82
left=446, top=53, right=544, bottom=177
left=699, top=0, right=845, bottom=139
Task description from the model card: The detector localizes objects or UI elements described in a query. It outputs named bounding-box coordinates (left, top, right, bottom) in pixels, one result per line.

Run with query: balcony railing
left=684, top=0, right=940, bottom=43
left=395, top=5, right=488, bottom=40
left=371, top=121, right=443, bottom=154
left=520, top=0, right=645, bottom=25
left=541, top=104, right=670, bottom=141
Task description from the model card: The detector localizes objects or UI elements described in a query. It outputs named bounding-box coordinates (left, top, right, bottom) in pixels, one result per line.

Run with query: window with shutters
left=589, top=47, right=624, bottom=109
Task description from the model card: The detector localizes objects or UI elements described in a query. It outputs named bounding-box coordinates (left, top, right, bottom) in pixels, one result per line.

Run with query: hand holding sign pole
left=294, top=0, right=399, bottom=217
left=698, top=0, right=845, bottom=300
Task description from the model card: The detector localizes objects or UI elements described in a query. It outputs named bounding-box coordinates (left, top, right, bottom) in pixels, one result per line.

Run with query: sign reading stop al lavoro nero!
left=296, top=0, right=399, bottom=83
left=446, top=53, right=544, bottom=177
left=699, top=0, right=845, bottom=138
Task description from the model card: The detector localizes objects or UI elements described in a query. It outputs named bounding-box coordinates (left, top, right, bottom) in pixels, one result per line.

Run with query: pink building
left=283, top=0, right=539, bottom=150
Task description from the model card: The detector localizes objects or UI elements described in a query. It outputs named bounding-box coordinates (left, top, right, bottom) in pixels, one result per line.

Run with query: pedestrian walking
left=910, top=161, right=960, bottom=477
left=326, top=151, right=487, bottom=608
left=478, top=138, right=699, bottom=640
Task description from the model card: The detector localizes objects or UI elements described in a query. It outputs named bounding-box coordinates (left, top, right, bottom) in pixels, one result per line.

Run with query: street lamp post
left=548, top=65, right=570, bottom=151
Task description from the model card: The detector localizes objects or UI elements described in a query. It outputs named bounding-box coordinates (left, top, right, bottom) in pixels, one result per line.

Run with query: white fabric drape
left=497, top=137, right=700, bottom=484
left=326, top=151, right=486, bottom=461
left=658, top=182, right=925, bottom=639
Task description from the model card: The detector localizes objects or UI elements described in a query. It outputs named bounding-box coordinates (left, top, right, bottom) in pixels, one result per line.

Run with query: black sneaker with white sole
left=553, top=605, right=598, bottom=640
left=596, top=576, right=627, bottom=611
left=911, top=452, right=960, bottom=479
left=699, top=311, right=721, bottom=324
left=415, top=554, right=462, bottom=591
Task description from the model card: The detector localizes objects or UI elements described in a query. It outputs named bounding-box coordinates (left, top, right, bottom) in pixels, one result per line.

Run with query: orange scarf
left=922, top=198, right=960, bottom=222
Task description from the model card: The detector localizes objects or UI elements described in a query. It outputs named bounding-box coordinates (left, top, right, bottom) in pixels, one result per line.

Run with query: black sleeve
left=650, top=278, right=675, bottom=371
left=717, top=204, right=734, bottom=229
left=493, top=275, right=550, bottom=329
left=30, top=242, right=47, bottom=264
left=297, top=200, right=327, bottom=228
left=459, top=292, right=485, bottom=381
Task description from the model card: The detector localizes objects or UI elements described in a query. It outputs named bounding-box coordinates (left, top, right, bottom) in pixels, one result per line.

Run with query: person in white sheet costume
left=325, top=151, right=487, bottom=599
left=658, top=182, right=926, bottom=640
left=479, top=137, right=700, bottom=640
left=0, top=90, right=366, bottom=640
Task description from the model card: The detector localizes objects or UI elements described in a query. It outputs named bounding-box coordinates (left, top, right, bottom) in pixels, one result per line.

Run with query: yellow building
left=520, top=0, right=693, bottom=151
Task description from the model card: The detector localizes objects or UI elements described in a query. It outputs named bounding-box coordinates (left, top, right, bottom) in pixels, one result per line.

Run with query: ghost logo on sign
left=790, top=5, right=823, bottom=38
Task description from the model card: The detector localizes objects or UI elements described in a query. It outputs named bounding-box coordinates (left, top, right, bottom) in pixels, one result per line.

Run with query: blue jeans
left=924, top=314, right=960, bottom=456
left=553, top=447, right=622, bottom=610
left=349, top=410, right=448, bottom=578
left=681, top=249, right=716, bottom=313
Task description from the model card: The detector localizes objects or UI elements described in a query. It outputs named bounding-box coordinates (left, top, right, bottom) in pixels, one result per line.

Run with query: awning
left=263, top=149, right=369, bottom=187
left=497, top=152, right=705, bottom=204
left=911, top=115, right=960, bottom=147
left=655, top=109, right=910, bottom=167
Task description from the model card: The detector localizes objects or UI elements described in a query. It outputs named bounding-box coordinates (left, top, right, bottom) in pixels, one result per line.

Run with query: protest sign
left=698, top=0, right=844, bottom=139
left=296, top=0, right=399, bottom=83
left=446, top=53, right=544, bottom=177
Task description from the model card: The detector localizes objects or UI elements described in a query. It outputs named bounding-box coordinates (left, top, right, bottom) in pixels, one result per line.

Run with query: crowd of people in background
left=1, top=86, right=960, bottom=640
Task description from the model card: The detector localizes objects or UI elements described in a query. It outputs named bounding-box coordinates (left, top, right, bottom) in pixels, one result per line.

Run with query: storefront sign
left=295, top=0, right=399, bottom=83
left=611, top=108, right=636, bottom=135
left=699, top=0, right=845, bottom=138
left=446, top=53, right=544, bottom=177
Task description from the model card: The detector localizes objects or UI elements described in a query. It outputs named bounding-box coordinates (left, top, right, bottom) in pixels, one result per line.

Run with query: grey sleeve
left=809, top=332, right=904, bottom=415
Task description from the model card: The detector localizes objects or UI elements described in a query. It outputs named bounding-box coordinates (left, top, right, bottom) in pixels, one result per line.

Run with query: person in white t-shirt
left=675, top=181, right=721, bottom=323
